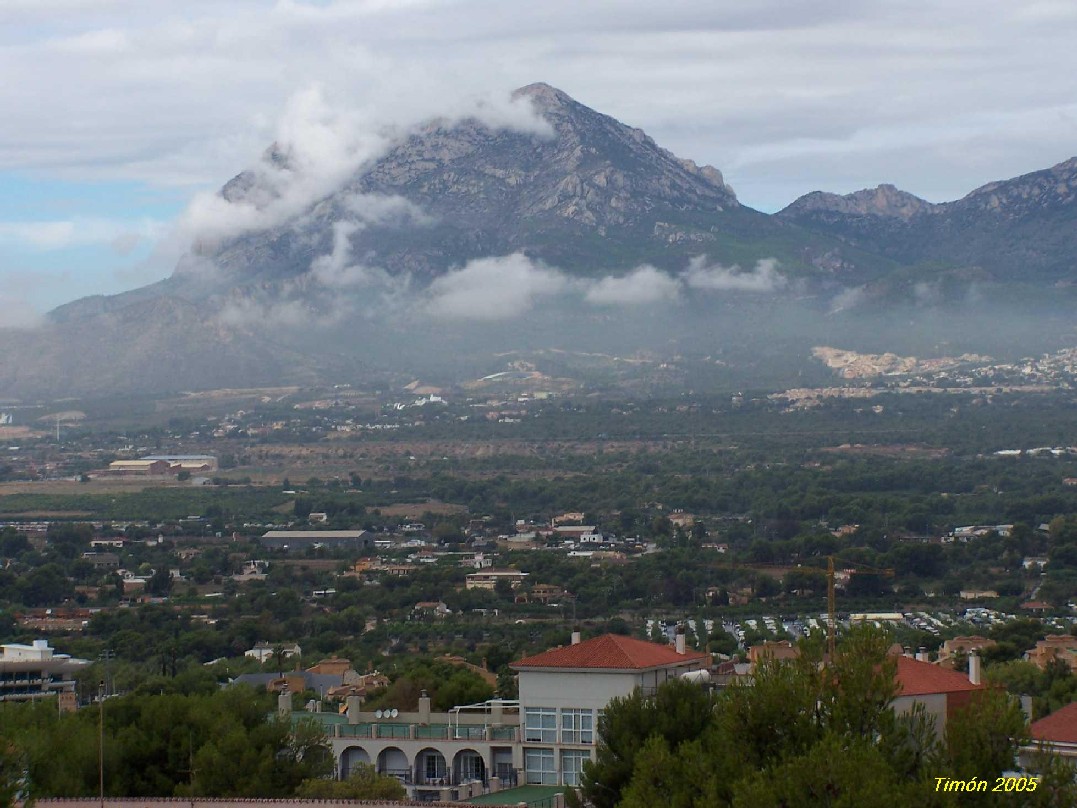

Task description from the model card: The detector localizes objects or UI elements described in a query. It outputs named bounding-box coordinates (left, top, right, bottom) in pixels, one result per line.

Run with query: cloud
left=420, top=253, right=789, bottom=320
left=174, top=84, right=390, bottom=251
left=0, top=292, right=45, bottom=329
left=452, top=91, right=555, bottom=138
left=913, top=281, right=941, bottom=306
left=171, top=83, right=547, bottom=259
left=422, top=253, right=570, bottom=321
left=0, top=218, right=164, bottom=250
left=217, top=297, right=315, bottom=330
left=584, top=265, right=681, bottom=306
left=110, top=232, right=143, bottom=256
left=683, top=256, right=786, bottom=292
left=306, top=218, right=403, bottom=291
left=3, top=0, right=1076, bottom=217
left=829, top=285, right=867, bottom=313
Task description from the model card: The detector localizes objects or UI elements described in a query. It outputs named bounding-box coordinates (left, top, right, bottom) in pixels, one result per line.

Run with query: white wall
left=893, top=693, right=948, bottom=738
left=519, top=670, right=641, bottom=713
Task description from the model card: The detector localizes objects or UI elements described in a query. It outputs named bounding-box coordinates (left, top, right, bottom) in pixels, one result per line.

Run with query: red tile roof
left=1030, top=701, right=1077, bottom=745
left=512, top=634, right=709, bottom=671
left=894, top=656, right=985, bottom=697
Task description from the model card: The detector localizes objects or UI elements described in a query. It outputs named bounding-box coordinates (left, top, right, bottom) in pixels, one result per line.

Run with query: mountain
left=190, top=82, right=845, bottom=290
left=1, top=83, right=869, bottom=397
left=1, top=84, right=1075, bottom=398
left=778, top=157, right=1077, bottom=284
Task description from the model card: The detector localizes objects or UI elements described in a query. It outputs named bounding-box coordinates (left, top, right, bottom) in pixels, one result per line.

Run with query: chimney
left=1020, top=695, right=1033, bottom=723
left=675, top=625, right=686, bottom=655
left=571, top=629, right=581, bottom=646
left=969, top=652, right=981, bottom=686
left=346, top=694, right=362, bottom=724
left=418, top=689, right=431, bottom=724
left=916, top=647, right=928, bottom=662
left=277, top=690, right=291, bottom=716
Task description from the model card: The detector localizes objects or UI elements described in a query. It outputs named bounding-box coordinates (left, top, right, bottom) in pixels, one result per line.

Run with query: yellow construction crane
left=826, top=555, right=895, bottom=658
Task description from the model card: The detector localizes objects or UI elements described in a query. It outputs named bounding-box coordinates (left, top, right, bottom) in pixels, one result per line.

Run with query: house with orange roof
left=1019, top=701, right=1077, bottom=768
left=747, top=640, right=798, bottom=669
left=510, top=631, right=708, bottom=786
left=892, top=653, right=986, bottom=737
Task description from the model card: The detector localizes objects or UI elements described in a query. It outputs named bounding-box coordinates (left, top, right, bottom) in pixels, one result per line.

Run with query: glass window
left=424, top=752, right=446, bottom=781
left=525, top=708, right=557, bottom=743
left=561, top=750, right=590, bottom=786
left=561, top=708, right=594, bottom=744
left=525, top=748, right=556, bottom=785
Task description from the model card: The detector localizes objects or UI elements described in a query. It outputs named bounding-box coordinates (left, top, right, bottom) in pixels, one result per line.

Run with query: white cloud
left=3, top=0, right=1075, bottom=212
left=0, top=218, right=164, bottom=250
left=584, top=265, right=681, bottom=306
left=829, top=285, right=867, bottom=313
left=683, top=256, right=786, bottom=292
left=306, top=218, right=402, bottom=290
left=422, top=253, right=570, bottom=321
left=174, top=83, right=390, bottom=250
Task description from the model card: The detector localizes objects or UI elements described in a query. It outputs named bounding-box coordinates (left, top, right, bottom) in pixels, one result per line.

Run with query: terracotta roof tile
left=512, top=634, right=708, bottom=671
left=1029, top=701, right=1077, bottom=745
left=894, top=656, right=985, bottom=697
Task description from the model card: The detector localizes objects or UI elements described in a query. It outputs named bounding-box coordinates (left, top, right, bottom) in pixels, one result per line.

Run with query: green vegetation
left=0, top=684, right=331, bottom=800
left=573, top=629, right=1072, bottom=808
left=295, top=763, right=405, bottom=800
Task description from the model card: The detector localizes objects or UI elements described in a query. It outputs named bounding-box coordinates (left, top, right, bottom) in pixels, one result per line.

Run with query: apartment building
left=510, top=632, right=708, bottom=787
left=0, top=640, right=87, bottom=711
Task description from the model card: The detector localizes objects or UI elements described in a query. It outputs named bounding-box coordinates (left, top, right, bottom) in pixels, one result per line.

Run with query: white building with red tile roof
left=892, top=654, right=986, bottom=737
left=298, top=632, right=709, bottom=798
left=1020, top=701, right=1077, bottom=768
left=510, top=632, right=708, bottom=786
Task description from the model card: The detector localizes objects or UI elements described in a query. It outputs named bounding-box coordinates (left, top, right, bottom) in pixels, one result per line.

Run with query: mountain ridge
left=2, top=84, right=1076, bottom=397
left=778, top=156, right=1077, bottom=282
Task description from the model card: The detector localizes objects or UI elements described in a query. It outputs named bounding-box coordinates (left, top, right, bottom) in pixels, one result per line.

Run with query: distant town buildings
left=1025, top=635, right=1077, bottom=673
left=245, top=642, right=302, bottom=663
left=465, top=569, right=529, bottom=590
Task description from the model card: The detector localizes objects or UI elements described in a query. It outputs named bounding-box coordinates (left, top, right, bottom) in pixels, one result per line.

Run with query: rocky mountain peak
left=780, top=183, right=933, bottom=221
left=511, top=81, right=574, bottom=108
left=956, top=155, right=1077, bottom=216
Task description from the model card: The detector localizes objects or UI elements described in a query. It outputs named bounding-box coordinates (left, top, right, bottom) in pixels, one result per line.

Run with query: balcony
left=329, top=721, right=518, bottom=742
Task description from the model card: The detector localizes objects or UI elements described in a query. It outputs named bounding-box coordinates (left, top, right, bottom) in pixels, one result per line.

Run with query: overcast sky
left=2, top=0, right=1077, bottom=320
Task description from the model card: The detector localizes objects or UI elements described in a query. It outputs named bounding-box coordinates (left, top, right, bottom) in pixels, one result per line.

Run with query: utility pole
left=98, top=679, right=105, bottom=808
left=98, top=649, right=115, bottom=696
left=826, top=556, right=836, bottom=660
